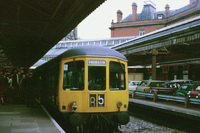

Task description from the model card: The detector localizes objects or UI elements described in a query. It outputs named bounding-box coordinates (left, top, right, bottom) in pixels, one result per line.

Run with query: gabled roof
left=171, top=1, right=198, bottom=16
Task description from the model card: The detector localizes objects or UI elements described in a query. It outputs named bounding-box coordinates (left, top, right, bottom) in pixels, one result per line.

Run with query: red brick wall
left=111, top=25, right=165, bottom=37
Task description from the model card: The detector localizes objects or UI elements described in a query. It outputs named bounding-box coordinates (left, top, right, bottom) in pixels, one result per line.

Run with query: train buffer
left=0, top=104, right=65, bottom=133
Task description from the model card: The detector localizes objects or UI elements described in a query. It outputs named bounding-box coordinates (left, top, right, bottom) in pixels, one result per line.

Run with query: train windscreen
left=88, top=66, right=106, bottom=91
left=109, top=61, right=126, bottom=91
left=63, top=60, right=84, bottom=90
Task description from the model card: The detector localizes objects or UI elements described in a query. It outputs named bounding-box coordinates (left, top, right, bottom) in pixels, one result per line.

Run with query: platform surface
left=129, top=98, right=200, bottom=119
left=0, top=104, right=65, bottom=133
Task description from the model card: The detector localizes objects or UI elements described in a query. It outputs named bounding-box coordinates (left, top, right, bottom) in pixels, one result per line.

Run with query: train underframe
left=62, top=112, right=129, bottom=133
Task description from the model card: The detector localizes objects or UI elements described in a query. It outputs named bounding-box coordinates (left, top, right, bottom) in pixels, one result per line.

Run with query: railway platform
left=0, top=103, right=65, bottom=133
left=129, top=98, right=200, bottom=120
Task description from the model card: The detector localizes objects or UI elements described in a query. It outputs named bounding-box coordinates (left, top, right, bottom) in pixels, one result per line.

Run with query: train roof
left=61, top=46, right=127, bottom=61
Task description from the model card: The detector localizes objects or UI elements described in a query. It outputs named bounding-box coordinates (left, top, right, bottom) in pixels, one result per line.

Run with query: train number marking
left=90, top=94, right=96, bottom=107
left=98, top=94, right=104, bottom=107
left=89, top=94, right=105, bottom=107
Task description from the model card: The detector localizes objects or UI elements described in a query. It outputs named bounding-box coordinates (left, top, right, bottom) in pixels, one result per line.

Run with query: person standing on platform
left=2, top=70, right=9, bottom=103
left=24, top=73, right=34, bottom=107
left=6, top=73, right=13, bottom=103
left=0, top=70, right=8, bottom=105
left=36, top=75, right=43, bottom=104
left=19, top=74, right=26, bottom=103
left=12, top=70, right=21, bottom=103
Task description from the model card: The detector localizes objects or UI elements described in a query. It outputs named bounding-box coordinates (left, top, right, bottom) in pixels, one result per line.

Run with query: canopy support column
left=151, top=49, right=158, bottom=80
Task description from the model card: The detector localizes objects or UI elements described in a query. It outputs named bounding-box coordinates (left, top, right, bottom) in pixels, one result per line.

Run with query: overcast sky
left=77, top=0, right=190, bottom=39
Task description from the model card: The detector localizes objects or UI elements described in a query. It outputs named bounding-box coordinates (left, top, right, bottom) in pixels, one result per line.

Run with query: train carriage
left=34, top=46, right=129, bottom=132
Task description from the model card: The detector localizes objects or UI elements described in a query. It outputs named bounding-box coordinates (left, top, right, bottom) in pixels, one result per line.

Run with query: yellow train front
left=35, top=46, right=129, bottom=132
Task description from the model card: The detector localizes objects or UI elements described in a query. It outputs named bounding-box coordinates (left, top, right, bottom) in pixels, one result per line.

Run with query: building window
left=139, top=29, right=145, bottom=36
left=157, top=14, right=163, bottom=19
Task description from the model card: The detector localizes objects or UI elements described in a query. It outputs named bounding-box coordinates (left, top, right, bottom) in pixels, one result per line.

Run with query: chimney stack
left=132, top=2, right=137, bottom=21
left=190, top=0, right=196, bottom=4
left=165, top=4, right=170, bottom=18
left=117, top=10, right=123, bottom=22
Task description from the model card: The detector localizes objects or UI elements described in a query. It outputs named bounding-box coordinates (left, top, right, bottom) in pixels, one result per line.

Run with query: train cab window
left=88, top=66, right=106, bottom=91
left=63, top=61, right=84, bottom=91
left=109, top=61, right=126, bottom=91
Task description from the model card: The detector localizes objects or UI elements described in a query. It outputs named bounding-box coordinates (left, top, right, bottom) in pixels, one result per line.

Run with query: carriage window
left=109, top=61, right=126, bottom=91
left=88, top=66, right=106, bottom=91
left=63, top=61, right=84, bottom=90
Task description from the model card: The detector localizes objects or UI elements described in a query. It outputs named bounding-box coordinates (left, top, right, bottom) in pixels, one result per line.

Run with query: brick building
left=110, top=0, right=200, bottom=37
left=110, top=0, right=200, bottom=81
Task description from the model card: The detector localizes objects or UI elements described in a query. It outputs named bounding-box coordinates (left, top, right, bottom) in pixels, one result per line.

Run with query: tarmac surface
left=0, top=104, right=65, bottom=133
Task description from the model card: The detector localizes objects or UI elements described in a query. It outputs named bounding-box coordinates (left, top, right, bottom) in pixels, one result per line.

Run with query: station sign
left=88, top=60, right=106, bottom=65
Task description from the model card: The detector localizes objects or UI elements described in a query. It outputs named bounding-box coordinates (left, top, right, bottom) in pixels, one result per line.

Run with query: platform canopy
left=0, top=0, right=105, bottom=68
left=112, top=16, right=200, bottom=66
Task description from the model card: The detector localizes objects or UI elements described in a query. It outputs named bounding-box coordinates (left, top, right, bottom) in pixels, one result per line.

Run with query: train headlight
left=69, top=101, right=77, bottom=112
left=117, top=101, right=122, bottom=108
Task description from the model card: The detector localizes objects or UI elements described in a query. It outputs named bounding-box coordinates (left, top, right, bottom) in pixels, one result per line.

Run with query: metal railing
left=132, top=91, right=200, bottom=108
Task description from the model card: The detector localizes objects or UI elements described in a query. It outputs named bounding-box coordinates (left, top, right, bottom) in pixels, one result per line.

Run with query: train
left=33, top=46, right=129, bottom=132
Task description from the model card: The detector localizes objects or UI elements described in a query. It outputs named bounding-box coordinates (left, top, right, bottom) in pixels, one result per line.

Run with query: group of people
left=0, top=69, right=36, bottom=107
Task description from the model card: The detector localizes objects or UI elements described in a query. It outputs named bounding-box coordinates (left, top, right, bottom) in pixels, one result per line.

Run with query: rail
left=132, top=91, right=200, bottom=108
